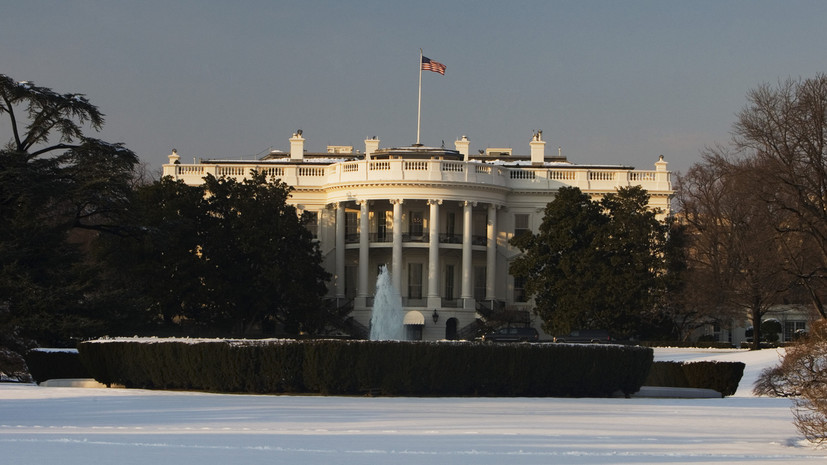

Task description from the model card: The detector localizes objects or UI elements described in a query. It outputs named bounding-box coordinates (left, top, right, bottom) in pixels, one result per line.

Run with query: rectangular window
left=446, top=212, right=456, bottom=236
left=408, top=263, right=423, bottom=299
left=410, top=211, right=424, bottom=236
left=303, top=211, right=318, bottom=238
left=444, top=264, right=455, bottom=300
left=474, top=266, right=486, bottom=301
left=377, top=210, right=388, bottom=241
left=513, top=275, right=527, bottom=302
left=514, top=214, right=530, bottom=237
left=344, top=265, right=357, bottom=299
left=784, top=321, right=807, bottom=342
left=345, top=211, right=358, bottom=242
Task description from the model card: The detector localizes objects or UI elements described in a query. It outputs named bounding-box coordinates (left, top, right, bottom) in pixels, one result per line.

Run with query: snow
left=1, top=347, right=824, bottom=464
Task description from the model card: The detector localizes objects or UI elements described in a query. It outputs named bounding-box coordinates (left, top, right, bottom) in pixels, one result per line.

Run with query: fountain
left=370, top=265, right=405, bottom=340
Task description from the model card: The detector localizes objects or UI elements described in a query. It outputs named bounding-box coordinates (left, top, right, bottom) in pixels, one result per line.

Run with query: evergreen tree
left=100, top=172, right=334, bottom=336
left=0, top=74, right=138, bottom=346
left=510, top=186, right=670, bottom=337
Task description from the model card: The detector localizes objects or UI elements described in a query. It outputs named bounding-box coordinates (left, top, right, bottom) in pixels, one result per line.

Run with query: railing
left=402, top=233, right=429, bottom=243
left=260, top=167, right=285, bottom=177
left=298, top=166, right=325, bottom=176
left=588, top=170, right=615, bottom=181
left=548, top=169, right=576, bottom=181
left=510, top=169, right=536, bottom=180
left=175, top=165, right=205, bottom=175
left=404, top=161, right=428, bottom=170
left=343, top=162, right=359, bottom=172
left=439, top=233, right=462, bottom=244
left=164, top=159, right=671, bottom=193
left=629, top=171, right=656, bottom=182
left=368, top=233, right=391, bottom=242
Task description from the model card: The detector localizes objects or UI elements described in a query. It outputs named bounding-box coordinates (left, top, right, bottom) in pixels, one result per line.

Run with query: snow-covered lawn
left=0, top=347, right=823, bottom=464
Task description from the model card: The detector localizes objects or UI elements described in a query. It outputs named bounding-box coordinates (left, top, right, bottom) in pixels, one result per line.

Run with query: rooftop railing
left=164, top=159, right=671, bottom=193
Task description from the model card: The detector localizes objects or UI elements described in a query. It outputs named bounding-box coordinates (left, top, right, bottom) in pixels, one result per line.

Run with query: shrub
left=0, top=347, right=33, bottom=383
left=754, top=320, right=827, bottom=444
left=645, top=360, right=744, bottom=396
left=24, top=349, right=90, bottom=383
left=79, top=338, right=654, bottom=397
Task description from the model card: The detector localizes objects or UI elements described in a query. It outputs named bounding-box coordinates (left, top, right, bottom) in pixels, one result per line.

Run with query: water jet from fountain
left=370, top=265, right=405, bottom=340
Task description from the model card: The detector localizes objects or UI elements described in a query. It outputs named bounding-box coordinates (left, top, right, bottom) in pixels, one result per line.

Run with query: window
left=444, top=264, right=455, bottom=300
left=784, top=321, right=807, bottom=342
left=446, top=212, right=456, bottom=236
left=408, top=263, right=423, bottom=299
left=344, top=265, right=357, bottom=299
left=345, top=211, right=358, bottom=241
left=474, top=266, right=486, bottom=301
left=514, top=214, right=530, bottom=237
left=376, top=210, right=388, bottom=241
left=406, top=324, right=423, bottom=341
left=410, top=211, right=424, bottom=236
left=513, top=276, right=527, bottom=302
left=303, top=211, right=318, bottom=238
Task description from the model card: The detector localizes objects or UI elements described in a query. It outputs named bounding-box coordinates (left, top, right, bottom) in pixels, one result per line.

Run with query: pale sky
left=3, top=0, right=827, bottom=176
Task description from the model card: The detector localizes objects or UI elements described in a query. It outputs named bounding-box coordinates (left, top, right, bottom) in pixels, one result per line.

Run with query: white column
left=392, top=199, right=403, bottom=292
left=335, top=202, right=345, bottom=299
left=357, top=200, right=370, bottom=307
left=427, top=199, right=441, bottom=308
left=485, top=204, right=498, bottom=301
left=461, top=201, right=474, bottom=307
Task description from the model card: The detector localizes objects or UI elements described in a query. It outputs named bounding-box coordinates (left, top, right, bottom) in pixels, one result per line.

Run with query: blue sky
left=3, top=0, right=827, bottom=175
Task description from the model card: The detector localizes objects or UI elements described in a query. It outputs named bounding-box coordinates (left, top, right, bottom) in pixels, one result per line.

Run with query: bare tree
left=676, top=153, right=791, bottom=348
left=732, top=75, right=827, bottom=319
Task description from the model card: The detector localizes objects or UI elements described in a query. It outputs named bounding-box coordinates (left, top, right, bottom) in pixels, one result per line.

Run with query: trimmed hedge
left=644, top=360, right=745, bottom=396
left=78, top=339, right=654, bottom=397
left=24, top=349, right=91, bottom=383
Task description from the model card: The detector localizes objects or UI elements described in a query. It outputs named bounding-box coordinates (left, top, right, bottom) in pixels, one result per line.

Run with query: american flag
left=421, top=56, right=446, bottom=75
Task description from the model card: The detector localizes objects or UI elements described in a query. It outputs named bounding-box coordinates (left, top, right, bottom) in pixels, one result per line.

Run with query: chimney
left=168, top=149, right=180, bottom=164
left=530, top=130, right=546, bottom=164
left=290, top=130, right=305, bottom=161
left=454, top=135, right=470, bottom=161
left=655, top=155, right=670, bottom=191
left=364, top=137, right=380, bottom=160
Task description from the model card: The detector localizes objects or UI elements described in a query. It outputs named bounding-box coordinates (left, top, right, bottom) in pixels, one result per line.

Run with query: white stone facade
left=163, top=132, right=673, bottom=340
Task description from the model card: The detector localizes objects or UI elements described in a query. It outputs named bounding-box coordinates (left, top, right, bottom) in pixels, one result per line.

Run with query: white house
left=163, top=131, right=673, bottom=341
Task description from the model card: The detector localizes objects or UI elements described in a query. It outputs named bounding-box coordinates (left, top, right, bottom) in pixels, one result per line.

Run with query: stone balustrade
left=163, top=158, right=670, bottom=193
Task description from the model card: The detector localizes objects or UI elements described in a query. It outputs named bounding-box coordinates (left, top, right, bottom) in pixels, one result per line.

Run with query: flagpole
left=416, top=48, right=423, bottom=145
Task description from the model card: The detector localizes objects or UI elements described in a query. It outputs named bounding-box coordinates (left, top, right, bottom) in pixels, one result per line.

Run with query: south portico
left=326, top=193, right=506, bottom=340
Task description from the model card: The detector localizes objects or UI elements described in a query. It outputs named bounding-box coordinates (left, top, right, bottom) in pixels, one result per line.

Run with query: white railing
left=163, top=159, right=671, bottom=194
left=510, top=170, right=536, bottom=180
left=548, top=169, right=575, bottom=181
left=629, top=171, right=656, bottom=182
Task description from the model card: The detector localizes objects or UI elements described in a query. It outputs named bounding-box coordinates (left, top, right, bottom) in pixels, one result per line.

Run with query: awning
left=403, top=311, right=425, bottom=326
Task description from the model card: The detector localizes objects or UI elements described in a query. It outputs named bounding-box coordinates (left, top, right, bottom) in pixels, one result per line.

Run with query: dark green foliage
left=95, top=172, right=334, bottom=337
left=510, top=186, right=671, bottom=337
left=79, top=339, right=654, bottom=397
left=0, top=74, right=140, bottom=346
left=645, top=360, right=745, bottom=396
left=24, top=349, right=90, bottom=383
